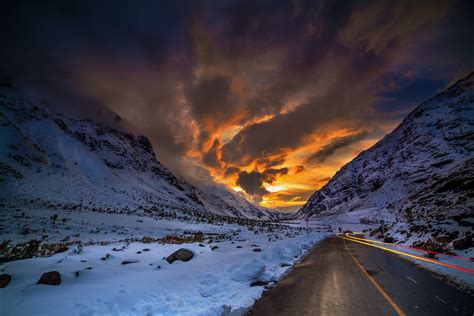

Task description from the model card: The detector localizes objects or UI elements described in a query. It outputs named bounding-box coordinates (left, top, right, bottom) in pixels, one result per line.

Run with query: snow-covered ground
left=0, top=207, right=329, bottom=315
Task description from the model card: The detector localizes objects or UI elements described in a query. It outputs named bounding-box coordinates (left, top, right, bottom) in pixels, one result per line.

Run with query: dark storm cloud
left=306, top=131, right=368, bottom=165
left=0, top=0, right=201, bottom=174
left=238, top=0, right=359, bottom=119
left=219, top=0, right=472, bottom=167
left=375, top=74, right=447, bottom=116
left=237, top=171, right=269, bottom=196
left=221, top=80, right=371, bottom=164
left=186, top=75, right=233, bottom=125
left=255, top=157, right=286, bottom=169
left=0, top=0, right=472, bottom=197
left=202, top=139, right=221, bottom=168
left=236, top=167, right=289, bottom=196
left=223, top=166, right=241, bottom=178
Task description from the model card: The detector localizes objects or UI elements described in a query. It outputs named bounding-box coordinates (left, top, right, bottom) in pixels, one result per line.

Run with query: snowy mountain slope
left=296, top=72, right=474, bottom=221
left=199, top=185, right=280, bottom=220
left=0, top=85, right=274, bottom=220
left=0, top=85, right=206, bottom=215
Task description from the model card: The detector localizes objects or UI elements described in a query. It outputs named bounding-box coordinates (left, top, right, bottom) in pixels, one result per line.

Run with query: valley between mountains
left=1, top=73, right=473, bottom=315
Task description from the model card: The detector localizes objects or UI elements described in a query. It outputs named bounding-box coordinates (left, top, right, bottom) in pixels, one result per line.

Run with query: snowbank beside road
left=0, top=208, right=328, bottom=315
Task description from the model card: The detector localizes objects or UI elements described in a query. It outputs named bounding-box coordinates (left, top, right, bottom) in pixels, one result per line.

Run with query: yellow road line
left=343, top=239, right=406, bottom=316
left=340, top=236, right=474, bottom=274
left=345, top=233, right=396, bottom=246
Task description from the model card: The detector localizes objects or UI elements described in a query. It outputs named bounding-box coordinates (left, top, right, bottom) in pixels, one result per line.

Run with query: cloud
left=223, top=166, right=241, bottom=178
left=307, top=131, right=368, bottom=164
left=236, top=171, right=269, bottom=196
left=255, top=156, right=286, bottom=169
left=185, top=75, right=237, bottom=131
left=236, top=167, right=288, bottom=196
left=0, top=0, right=472, bottom=209
left=221, top=78, right=373, bottom=165
left=202, top=138, right=221, bottom=168
left=294, top=165, right=305, bottom=174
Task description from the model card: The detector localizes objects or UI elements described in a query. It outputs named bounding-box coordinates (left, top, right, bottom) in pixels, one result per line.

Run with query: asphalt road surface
left=248, top=237, right=474, bottom=316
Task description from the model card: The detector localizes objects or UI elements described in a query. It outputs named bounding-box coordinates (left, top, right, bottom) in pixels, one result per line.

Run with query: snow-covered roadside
left=360, top=225, right=474, bottom=290
left=308, top=209, right=474, bottom=290
left=360, top=236, right=474, bottom=289
left=0, top=208, right=328, bottom=315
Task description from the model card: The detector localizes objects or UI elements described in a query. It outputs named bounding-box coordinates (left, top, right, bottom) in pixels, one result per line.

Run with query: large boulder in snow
left=37, top=271, right=61, bottom=286
left=166, top=248, right=194, bottom=264
left=0, top=274, right=12, bottom=288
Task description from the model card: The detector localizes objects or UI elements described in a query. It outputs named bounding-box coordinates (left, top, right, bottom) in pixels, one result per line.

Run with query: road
left=248, top=236, right=474, bottom=315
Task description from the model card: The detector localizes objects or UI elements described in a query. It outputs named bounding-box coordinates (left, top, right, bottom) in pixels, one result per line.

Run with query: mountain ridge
left=0, top=84, right=278, bottom=220
left=295, top=72, right=474, bottom=221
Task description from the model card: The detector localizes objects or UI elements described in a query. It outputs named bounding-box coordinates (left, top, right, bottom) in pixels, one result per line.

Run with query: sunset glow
left=2, top=0, right=471, bottom=211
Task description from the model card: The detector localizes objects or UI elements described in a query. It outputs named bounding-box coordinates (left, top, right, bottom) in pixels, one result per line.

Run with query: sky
left=1, top=0, right=473, bottom=211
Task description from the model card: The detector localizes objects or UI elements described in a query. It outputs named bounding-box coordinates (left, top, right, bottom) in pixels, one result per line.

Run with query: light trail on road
left=338, top=234, right=474, bottom=274
left=344, top=233, right=474, bottom=262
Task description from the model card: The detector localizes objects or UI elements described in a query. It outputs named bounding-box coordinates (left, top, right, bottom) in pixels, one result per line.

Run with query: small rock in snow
left=253, top=248, right=262, bottom=252
left=37, top=271, right=61, bottom=286
left=166, top=248, right=194, bottom=264
left=453, top=235, right=472, bottom=250
left=250, top=280, right=270, bottom=287
left=0, top=274, right=12, bottom=288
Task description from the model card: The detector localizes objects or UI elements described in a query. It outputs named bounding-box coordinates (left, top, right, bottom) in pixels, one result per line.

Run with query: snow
left=231, top=260, right=266, bottom=282
left=0, top=207, right=328, bottom=315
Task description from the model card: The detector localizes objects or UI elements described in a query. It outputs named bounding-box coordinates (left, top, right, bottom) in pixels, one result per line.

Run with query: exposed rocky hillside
left=296, top=72, right=474, bottom=223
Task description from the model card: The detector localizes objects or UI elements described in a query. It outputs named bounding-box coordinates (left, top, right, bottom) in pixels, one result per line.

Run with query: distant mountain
left=199, top=185, right=280, bottom=220
left=296, top=72, right=474, bottom=222
left=0, top=85, right=275, bottom=220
